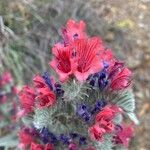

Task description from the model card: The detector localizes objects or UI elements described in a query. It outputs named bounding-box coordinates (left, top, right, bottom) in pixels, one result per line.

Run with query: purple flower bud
left=79, top=136, right=87, bottom=145
left=42, top=72, right=53, bottom=90
left=91, top=100, right=107, bottom=115
left=54, top=82, right=64, bottom=96
left=59, top=134, right=70, bottom=145
left=76, top=104, right=91, bottom=122
left=40, top=127, right=57, bottom=144
left=69, top=133, right=78, bottom=139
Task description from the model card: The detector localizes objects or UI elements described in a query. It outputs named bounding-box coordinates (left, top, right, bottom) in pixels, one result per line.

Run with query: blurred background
left=0, top=0, right=150, bottom=149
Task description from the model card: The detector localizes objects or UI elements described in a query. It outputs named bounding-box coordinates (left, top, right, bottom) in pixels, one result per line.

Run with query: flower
left=69, top=133, right=79, bottom=139
left=40, top=127, right=57, bottom=144
left=87, top=49, right=115, bottom=89
left=88, top=105, right=121, bottom=141
left=18, top=128, right=34, bottom=149
left=108, top=62, right=132, bottom=90
left=85, top=147, right=96, bottom=150
left=68, top=143, right=77, bottom=150
left=0, top=71, right=12, bottom=86
left=49, top=45, right=77, bottom=82
left=49, top=20, right=104, bottom=82
left=99, top=119, right=114, bottom=132
left=30, top=143, right=44, bottom=150
left=88, top=124, right=106, bottom=141
left=95, top=105, right=120, bottom=123
left=87, top=69, right=108, bottom=89
left=44, top=144, right=53, bottom=150
left=42, top=72, right=54, bottom=90
left=79, top=136, right=87, bottom=145
left=59, top=134, right=70, bottom=145
left=61, top=19, right=87, bottom=44
left=30, top=142, right=53, bottom=150
left=73, top=37, right=104, bottom=82
left=50, top=26, right=104, bottom=82
left=113, top=124, right=134, bottom=148
left=100, top=49, right=115, bottom=67
left=76, top=104, right=91, bottom=122
left=33, top=75, right=56, bottom=108
left=18, top=85, right=36, bottom=114
left=54, top=82, right=64, bottom=96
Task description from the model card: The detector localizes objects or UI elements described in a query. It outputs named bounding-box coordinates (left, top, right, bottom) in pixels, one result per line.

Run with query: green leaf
left=94, top=134, right=114, bottom=150
left=113, top=113, right=123, bottom=125
left=111, top=90, right=139, bottom=124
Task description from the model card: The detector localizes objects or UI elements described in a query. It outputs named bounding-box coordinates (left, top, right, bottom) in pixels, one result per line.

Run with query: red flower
left=85, top=147, right=96, bottom=150
left=89, top=106, right=120, bottom=141
left=114, top=124, right=134, bottom=148
left=49, top=46, right=77, bottom=82
left=108, top=62, right=132, bottom=90
left=50, top=20, right=105, bottom=82
left=30, top=142, right=44, bottom=150
left=61, top=19, right=87, bottom=44
left=11, top=86, right=18, bottom=94
left=73, top=37, right=104, bottom=82
left=18, top=85, right=36, bottom=114
left=30, top=143, right=53, bottom=150
left=95, top=105, right=120, bottom=123
left=88, top=123, right=106, bottom=141
left=100, top=119, right=114, bottom=133
left=88, top=105, right=122, bottom=140
left=44, top=144, right=53, bottom=150
left=33, top=75, right=56, bottom=108
left=18, top=128, right=34, bottom=149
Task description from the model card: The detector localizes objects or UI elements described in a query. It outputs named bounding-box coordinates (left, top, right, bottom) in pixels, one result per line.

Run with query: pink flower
left=73, top=37, right=104, bottom=82
left=49, top=46, right=77, bottom=82
left=0, top=71, right=12, bottom=86
left=88, top=124, right=106, bottom=141
left=108, top=62, right=132, bottom=90
left=18, top=85, right=36, bottom=114
left=95, top=105, right=120, bottom=123
left=61, top=19, right=87, bottom=44
left=33, top=75, right=56, bottom=108
left=30, top=143, right=53, bottom=150
left=0, top=95, right=7, bottom=104
left=68, top=143, right=77, bottom=150
left=114, top=124, right=134, bottom=148
left=18, top=128, right=34, bottom=149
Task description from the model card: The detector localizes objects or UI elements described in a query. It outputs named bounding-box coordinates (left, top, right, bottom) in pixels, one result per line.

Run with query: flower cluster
left=89, top=105, right=121, bottom=141
left=17, top=19, right=137, bottom=150
left=18, top=127, right=53, bottom=150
